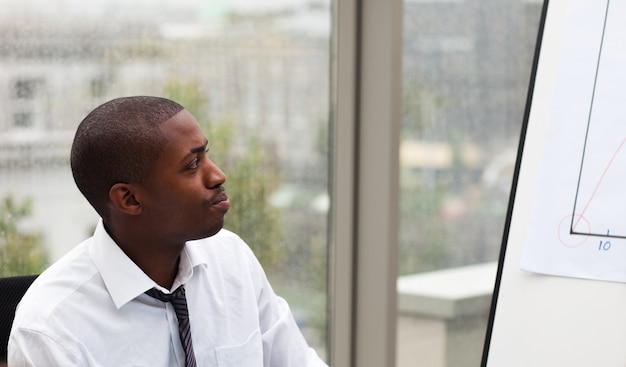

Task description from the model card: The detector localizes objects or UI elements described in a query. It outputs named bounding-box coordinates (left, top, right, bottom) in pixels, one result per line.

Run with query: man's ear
left=109, top=183, right=142, bottom=215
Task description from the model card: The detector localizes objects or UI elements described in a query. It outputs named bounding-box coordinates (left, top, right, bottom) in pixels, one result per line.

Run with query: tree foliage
left=164, top=80, right=284, bottom=270
left=0, top=195, right=49, bottom=277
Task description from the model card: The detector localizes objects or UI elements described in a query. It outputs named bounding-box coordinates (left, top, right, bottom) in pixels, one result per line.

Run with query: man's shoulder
left=13, top=240, right=101, bottom=330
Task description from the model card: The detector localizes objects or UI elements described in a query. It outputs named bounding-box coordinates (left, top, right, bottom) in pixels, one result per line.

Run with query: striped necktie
left=146, top=285, right=197, bottom=367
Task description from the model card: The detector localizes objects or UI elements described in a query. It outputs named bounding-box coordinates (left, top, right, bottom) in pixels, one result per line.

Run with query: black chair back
left=0, top=275, right=38, bottom=362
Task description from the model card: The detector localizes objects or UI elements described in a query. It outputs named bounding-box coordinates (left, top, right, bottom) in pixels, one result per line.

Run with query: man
left=8, top=96, right=328, bottom=366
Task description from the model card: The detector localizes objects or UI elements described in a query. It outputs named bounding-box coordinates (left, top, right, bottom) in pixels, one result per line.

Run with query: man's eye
left=188, top=158, right=199, bottom=169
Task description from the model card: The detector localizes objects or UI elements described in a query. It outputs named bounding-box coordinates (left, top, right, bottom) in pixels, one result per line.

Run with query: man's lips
left=211, top=192, right=230, bottom=210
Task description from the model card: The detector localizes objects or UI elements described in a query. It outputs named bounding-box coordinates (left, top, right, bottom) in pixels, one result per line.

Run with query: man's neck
left=103, top=221, right=182, bottom=289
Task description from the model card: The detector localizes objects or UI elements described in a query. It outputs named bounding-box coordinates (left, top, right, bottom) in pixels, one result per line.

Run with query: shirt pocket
left=214, top=328, right=263, bottom=367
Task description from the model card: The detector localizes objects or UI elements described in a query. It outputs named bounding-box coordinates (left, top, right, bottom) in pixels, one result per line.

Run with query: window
left=397, top=0, right=543, bottom=366
left=8, top=78, right=45, bottom=130
left=0, top=1, right=330, bottom=361
left=12, top=79, right=39, bottom=100
left=12, top=112, right=33, bottom=128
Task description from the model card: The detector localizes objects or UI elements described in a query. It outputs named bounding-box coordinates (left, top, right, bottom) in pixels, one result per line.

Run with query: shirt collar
left=89, top=219, right=209, bottom=309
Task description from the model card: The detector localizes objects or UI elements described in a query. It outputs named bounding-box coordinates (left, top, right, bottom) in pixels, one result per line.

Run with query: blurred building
left=0, top=0, right=330, bottom=178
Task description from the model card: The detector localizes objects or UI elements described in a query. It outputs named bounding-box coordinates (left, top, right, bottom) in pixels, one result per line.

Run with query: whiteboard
left=483, top=0, right=626, bottom=366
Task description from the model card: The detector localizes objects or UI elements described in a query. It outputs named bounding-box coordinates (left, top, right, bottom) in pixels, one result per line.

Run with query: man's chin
left=190, top=223, right=224, bottom=241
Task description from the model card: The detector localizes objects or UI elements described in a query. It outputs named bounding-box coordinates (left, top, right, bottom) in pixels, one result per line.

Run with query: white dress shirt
left=8, top=220, right=328, bottom=367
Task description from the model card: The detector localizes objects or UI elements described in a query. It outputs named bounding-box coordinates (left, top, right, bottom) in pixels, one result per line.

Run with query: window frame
left=329, top=1, right=403, bottom=366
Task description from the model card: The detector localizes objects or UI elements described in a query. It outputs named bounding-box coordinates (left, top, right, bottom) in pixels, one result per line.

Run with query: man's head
left=70, top=96, right=183, bottom=219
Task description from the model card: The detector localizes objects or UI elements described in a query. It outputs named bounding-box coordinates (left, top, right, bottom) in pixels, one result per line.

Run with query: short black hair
left=70, top=96, right=184, bottom=219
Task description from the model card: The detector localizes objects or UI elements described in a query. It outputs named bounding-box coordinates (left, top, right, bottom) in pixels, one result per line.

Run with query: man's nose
left=204, top=159, right=226, bottom=189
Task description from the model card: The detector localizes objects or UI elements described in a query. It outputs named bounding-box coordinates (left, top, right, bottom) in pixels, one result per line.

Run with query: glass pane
left=0, top=0, right=330, bottom=361
left=397, top=1, right=543, bottom=366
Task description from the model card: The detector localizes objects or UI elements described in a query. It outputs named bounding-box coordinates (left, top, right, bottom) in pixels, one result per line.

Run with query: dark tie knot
left=145, top=285, right=186, bottom=303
